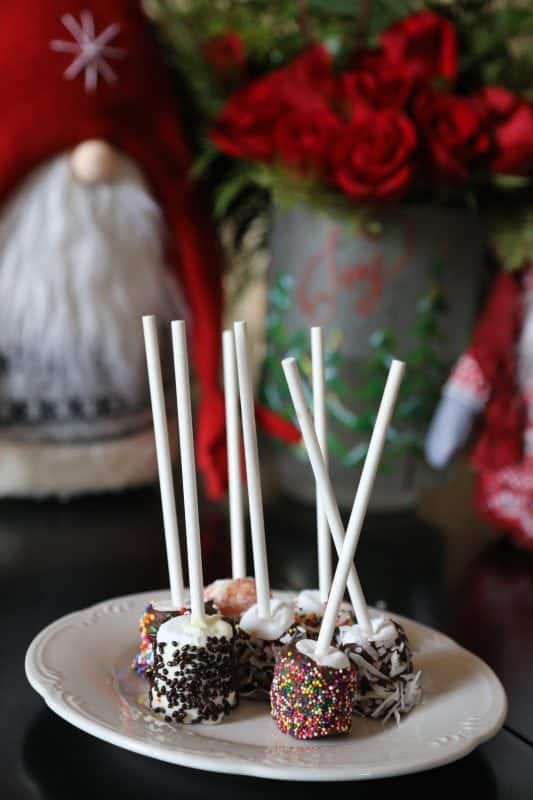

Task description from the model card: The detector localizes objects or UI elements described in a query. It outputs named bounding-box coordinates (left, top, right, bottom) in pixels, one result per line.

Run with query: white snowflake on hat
left=50, top=10, right=126, bottom=92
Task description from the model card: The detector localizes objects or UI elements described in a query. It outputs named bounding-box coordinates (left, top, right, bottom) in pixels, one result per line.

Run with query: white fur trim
left=519, top=277, right=533, bottom=391
left=0, top=422, right=177, bottom=498
left=444, top=354, right=489, bottom=410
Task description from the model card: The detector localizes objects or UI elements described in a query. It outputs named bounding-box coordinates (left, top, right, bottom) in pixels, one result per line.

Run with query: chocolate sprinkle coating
left=148, top=620, right=238, bottom=724
left=236, top=623, right=306, bottom=699
left=149, top=631, right=238, bottom=724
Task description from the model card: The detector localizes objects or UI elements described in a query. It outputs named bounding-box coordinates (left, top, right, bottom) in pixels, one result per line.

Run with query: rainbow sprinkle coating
left=294, top=602, right=355, bottom=641
left=293, top=612, right=323, bottom=639
left=132, top=601, right=219, bottom=676
left=270, top=644, right=357, bottom=739
left=131, top=604, right=186, bottom=675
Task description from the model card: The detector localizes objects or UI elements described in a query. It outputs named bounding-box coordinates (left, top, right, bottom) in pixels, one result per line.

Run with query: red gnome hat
left=1, top=0, right=226, bottom=497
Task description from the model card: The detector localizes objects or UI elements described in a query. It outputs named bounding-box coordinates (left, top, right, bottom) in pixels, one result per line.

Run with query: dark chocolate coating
left=236, top=624, right=306, bottom=698
left=338, top=621, right=421, bottom=721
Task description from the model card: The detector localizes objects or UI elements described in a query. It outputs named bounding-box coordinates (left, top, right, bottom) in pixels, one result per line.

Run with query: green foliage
left=147, top=0, right=533, bottom=116
left=486, top=205, right=533, bottom=271
left=206, top=160, right=379, bottom=224
left=430, top=0, right=533, bottom=92
left=260, top=260, right=449, bottom=471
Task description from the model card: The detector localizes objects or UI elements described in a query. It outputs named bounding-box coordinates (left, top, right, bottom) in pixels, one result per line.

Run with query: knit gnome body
left=0, top=1, right=225, bottom=499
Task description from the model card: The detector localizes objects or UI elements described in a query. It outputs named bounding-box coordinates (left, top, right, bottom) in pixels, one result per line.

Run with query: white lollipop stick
left=171, top=320, right=205, bottom=624
left=222, top=330, right=246, bottom=579
left=233, top=320, right=271, bottom=619
left=311, top=326, right=331, bottom=603
left=282, top=357, right=370, bottom=630
left=142, top=316, right=185, bottom=609
left=316, top=359, right=405, bottom=656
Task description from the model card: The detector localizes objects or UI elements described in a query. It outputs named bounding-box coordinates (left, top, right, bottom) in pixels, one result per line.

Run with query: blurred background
left=2, top=0, right=533, bottom=552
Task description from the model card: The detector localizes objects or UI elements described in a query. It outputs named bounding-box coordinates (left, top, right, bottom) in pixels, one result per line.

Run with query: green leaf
left=492, top=7, right=533, bottom=36
left=485, top=204, right=533, bottom=271
left=342, top=442, right=369, bottom=468
left=328, top=378, right=347, bottom=394
left=213, top=170, right=255, bottom=217
left=327, top=396, right=361, bottom=429
left=357, top=379, right=389, bottom=401
left=492, top=174, right=533, bottom=191
left=307, top=0, right=361, bottom=17
left=369, top=329, right=395, bottom=351
left=324, top=433, right=347, bottom=460
left=190, top=144, right=218, bottom=179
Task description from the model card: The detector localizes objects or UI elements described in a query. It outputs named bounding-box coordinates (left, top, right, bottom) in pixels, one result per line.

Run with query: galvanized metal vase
left=260, top=202, right=485, bottom=510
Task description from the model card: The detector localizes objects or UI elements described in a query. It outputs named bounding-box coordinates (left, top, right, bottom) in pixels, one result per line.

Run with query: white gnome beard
left=518, top=289, right=533, bottom=393
left=0, top=152, right=184, bottom=415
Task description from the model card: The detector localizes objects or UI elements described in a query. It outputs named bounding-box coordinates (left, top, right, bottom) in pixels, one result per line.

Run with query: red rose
left=331, top=109, right=417, bottom=201
left=274, top=106, right=341, bottom=172
left=476, top=87, right=533, bottom=176
left=201, top=33, right=245, bottom=79
left=477, top=86, right=518, bottom=119
left=414, top=89, right=489, bottom=181
left=381, top=11, right=458, bottom=83
left=210, top=73, right=282, bottom=160
left=342, top=51, right=414, bottom=113
left=210, top=44, right=336, bottom=162
left=285, top=43, right=337, bottom=98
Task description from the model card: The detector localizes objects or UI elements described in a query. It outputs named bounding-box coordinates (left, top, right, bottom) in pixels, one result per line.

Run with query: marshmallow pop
left=148, top=321, right=237, bottom=723
left=290, top=329, right=372, bottom=641
left=133, top=317, right=188, bottom=675
left=272, top=358, right=405, bottom=738
left=233, top=321, right=305, bottom=697
left=284, top=354, right=421, bottom=723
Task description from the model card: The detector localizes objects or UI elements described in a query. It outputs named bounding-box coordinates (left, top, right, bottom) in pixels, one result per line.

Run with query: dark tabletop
left=2, top=485, right=533, bottom=799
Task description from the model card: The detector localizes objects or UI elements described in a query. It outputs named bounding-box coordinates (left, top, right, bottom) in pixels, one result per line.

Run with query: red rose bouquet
left=145, top=1, right=533, bottom=233
left=209, top=12, right=532, bottom=207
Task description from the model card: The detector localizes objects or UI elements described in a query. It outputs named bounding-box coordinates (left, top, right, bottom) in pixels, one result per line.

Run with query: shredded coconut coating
left=338, top=620, right=422, bottom=723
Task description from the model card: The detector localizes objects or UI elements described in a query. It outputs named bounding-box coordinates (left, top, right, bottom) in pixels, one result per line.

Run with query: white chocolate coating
left=157, top=612, right=232, bottom=646
left=151, top=613, right=236, bottom=724
left=296, top=638, right=350, bottom=670
left=338, top=614, right=399, bottom=647
left=295, top=589, right=324, bottom=615
left=239, top=597, right=295, bottom=641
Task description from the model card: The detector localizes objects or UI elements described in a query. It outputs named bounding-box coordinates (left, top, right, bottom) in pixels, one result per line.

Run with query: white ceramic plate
left=25, top=589, right=507, bottom=782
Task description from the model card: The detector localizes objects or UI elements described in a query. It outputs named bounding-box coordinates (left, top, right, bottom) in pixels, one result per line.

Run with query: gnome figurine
left=0, top=1, right=226, bottom=498
left=425, top=267, right=533, bottom=548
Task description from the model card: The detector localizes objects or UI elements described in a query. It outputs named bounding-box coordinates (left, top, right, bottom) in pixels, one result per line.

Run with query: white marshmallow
left=296, top=638, right=350, bottom=670
left=239, top=596, right=295, bottom=641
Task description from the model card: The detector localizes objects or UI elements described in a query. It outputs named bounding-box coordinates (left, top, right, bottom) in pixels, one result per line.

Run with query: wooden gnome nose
left=70, top=139, right=119, bottom=184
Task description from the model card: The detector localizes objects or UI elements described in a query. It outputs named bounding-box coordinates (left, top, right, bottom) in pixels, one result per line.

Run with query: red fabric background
left=0, top=0, right=226, bottom=496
